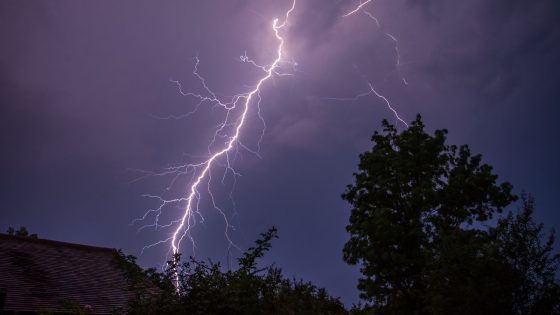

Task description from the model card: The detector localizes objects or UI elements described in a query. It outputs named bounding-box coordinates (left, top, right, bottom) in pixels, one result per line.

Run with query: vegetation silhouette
left=343, top=116, right=560, bottom=314
left=6, top=116, right=559, bottom=314
left=115, top=227, right=347, bottom=314
left=7, top=226, right=38, bottom=239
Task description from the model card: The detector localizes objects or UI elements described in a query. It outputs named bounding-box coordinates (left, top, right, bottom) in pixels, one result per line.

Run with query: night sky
left=1, top=0, right=559, bottom=306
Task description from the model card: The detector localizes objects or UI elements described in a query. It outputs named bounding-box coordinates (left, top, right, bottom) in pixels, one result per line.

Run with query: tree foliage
left=115, top=227, right=347, bottom=315
left=343, top=116, right=559, bottom=314
left=493, top=194, right=560, bottom=314
left=7, top=226, right=38, bottom=239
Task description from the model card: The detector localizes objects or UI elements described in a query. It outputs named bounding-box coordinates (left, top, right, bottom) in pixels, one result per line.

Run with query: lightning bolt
left=336, top=0, right=409, bottom=127
left=326, top=81, right=408, bottom=128
left=134, top=0, right=411, bottom=280
left=343, top=0, right=372, bottom=17
left=367, top=82, right=408, bottom=128
left=133, top=0, right=298, bottom=271
left=345, top=0, right=408, bottom=86
left=362, top=10, right=380, bottom=27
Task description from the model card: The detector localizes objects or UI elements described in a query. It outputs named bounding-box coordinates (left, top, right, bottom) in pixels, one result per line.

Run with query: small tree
left=7, top=226, right=38, bottom=239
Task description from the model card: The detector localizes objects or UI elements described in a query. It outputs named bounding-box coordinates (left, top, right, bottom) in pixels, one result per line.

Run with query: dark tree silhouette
left=6, top=226, right=38, bottom=239
left=116, top=227, right=347, bottom=315
left=492, top=194, right=560, bottom=314
left=343, top=116, right=559, bottom=314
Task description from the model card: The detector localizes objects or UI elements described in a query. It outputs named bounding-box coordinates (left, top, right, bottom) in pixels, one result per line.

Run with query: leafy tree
left=492, top=194, right=560, bottom=314
left=116, top=227, right=347, bottom=314
left=426, top=195, right=560, bottom=315
left=7, top=226, right=38, bottom=238
left=342, top=116, right=519, bottom=314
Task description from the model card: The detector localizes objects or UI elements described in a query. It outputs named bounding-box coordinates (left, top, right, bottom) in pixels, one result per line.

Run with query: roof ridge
left=0, top=233, right=117, bottom=252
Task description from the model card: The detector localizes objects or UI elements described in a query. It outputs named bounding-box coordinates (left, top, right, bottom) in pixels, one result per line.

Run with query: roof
left=0, top=234, right=132, bottom=314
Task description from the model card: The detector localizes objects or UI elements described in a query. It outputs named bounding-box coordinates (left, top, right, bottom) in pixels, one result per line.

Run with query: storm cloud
left=1, top=0, right=559, bottom=305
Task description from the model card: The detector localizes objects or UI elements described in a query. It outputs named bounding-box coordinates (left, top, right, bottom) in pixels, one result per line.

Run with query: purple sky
left=1, top=0, right=559, bottom=305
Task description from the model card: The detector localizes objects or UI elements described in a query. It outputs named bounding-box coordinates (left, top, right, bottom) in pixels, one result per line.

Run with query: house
left=0, top=233, right=133, bottom=314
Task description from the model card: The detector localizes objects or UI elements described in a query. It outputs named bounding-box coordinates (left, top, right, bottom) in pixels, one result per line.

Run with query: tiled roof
left=0, top=234, right=132, bottom=314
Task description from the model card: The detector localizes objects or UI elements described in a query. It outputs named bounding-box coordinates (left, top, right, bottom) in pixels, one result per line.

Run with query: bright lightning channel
left=343, top=0, right=372, bottom=17
left=136, top=0, right=409, bottom=274
left=135, top=1, right=298, bottom=267
left=367, top=82, right=408, bottom=128
left=327, top=81, right=408, bottom=128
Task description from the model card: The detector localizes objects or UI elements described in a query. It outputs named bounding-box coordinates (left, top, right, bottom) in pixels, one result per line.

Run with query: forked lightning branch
left=133, top=0, right=408, bottom=266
